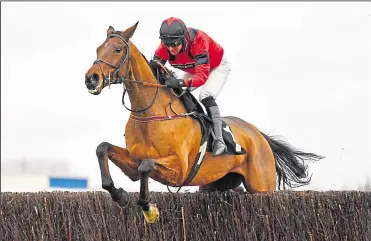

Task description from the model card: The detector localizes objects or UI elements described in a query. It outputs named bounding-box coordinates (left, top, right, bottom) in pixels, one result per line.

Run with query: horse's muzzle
left=85, top=73, right=100, bottom=90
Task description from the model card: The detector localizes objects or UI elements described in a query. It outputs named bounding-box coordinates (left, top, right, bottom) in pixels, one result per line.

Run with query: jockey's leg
left=202, top=97, right=227, bottom=156
left=199, top=58, right=231, bottom=156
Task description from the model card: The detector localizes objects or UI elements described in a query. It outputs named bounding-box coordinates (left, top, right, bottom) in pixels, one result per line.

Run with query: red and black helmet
left=159, top=17, right=188, bottom=45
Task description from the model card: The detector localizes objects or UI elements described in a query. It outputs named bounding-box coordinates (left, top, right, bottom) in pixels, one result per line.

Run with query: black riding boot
left=201, top=96, right=227, bottom=156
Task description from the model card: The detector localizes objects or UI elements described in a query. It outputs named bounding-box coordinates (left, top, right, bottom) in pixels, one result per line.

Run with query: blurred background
left=2, top=2, right=370, bottom=192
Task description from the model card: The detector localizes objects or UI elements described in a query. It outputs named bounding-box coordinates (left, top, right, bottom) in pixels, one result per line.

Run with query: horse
left=84, top=22, right=324, bottom=223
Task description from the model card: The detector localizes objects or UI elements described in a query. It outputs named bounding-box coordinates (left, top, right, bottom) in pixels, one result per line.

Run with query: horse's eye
left=116, top=47, right=122, bottom=53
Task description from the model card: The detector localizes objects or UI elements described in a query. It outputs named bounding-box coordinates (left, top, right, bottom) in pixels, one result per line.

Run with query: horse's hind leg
left=239, top=141, right=277, bottom=193
left=96, top=142, right=140, bottom=207
left=199, top=173, right=244, bottom=193
left=238, top=158, right=277, bottom=194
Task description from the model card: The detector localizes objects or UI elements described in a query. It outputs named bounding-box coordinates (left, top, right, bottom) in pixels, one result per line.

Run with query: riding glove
left=149, top=60, right=161, bottom=70
left=165, top=77, right=186, bottom=88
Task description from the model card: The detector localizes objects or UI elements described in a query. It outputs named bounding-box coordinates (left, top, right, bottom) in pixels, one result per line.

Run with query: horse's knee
left=138, top=159, right=155, bottom=177
left=96, top=142, right=112, bottom=158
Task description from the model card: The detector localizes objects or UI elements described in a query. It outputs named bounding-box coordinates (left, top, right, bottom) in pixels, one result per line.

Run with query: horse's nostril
left=85, top=74, right=99, bottom=85
left=92, top=73, right=99, bottom=82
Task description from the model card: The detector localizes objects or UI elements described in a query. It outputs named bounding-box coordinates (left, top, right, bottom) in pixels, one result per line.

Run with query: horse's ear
left=107, top=26, right=115, bottom=36
left=122, top=21, right=139, bottom=40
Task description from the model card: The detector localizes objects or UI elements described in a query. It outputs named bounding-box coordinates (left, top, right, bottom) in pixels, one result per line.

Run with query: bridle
left=93, top=34, right=131, bottom=87
left=92, top=33, right=191, bottom=118
left=93, top=33, right=166, bottom=113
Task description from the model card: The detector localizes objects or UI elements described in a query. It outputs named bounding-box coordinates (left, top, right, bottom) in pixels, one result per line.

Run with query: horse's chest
left=125, top=124, right=175, bottom=158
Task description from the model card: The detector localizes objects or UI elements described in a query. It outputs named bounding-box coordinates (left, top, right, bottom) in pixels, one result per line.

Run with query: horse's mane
left=113, top=30, right=177, bottom=82
left=140, top=53, right=177, bottom=82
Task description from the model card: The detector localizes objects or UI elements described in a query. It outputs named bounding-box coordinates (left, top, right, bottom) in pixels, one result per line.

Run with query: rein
left=92, top=33, right=188, bottom=116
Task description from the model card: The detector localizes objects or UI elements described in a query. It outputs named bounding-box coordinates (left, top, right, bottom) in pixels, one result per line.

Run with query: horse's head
left=85, top=22, right=138, bottom=95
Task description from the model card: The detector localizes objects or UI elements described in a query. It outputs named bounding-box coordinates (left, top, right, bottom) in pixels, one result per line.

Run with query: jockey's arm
left=185, top=36, right=211, bottom=87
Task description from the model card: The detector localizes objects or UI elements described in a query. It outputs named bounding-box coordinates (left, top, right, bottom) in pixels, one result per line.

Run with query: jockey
left=150, top=17, right=231, bottom=157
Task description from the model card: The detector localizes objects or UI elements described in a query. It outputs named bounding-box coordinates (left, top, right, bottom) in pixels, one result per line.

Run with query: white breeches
left=183, top=58, right=231, bottom=102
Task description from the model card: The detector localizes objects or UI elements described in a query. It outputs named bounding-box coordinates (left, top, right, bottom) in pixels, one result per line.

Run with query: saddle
left=152, top=63, right=246, bottom=156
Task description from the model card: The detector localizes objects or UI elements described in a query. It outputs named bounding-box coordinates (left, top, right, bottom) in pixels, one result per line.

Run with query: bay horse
left=84, top=22, right=323, bottom=223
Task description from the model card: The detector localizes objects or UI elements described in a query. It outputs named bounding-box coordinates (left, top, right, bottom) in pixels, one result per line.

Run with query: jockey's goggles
left=163, top=39, right=182, bottom=48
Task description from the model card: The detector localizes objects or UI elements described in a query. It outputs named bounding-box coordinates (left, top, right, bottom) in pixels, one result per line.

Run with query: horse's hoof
left=143, top=203, right=159, bottom=223
left=114, top=188, right=129, bottom=208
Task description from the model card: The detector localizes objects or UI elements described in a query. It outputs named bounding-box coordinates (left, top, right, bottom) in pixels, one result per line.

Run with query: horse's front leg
left=136, top=155, right=184, bottom=223
left=96, top=142, right=140, bottom=207
left=137, top=159, right=159, bottom=223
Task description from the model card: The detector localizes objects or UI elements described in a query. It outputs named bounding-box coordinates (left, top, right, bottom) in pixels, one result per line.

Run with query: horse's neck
left=127, top=43, right=186, bottom=116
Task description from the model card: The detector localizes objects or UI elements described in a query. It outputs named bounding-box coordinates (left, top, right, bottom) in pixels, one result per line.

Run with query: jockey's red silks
left=154, top=27, right=224, bottom=87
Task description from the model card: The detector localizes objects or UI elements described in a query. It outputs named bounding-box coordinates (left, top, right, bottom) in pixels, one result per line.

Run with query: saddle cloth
left=172, top=87, right=246, bottom=156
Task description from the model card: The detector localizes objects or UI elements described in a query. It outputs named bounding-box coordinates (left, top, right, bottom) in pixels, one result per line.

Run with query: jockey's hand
left=149, top=60, right=161, bottom=70
left=165, top=77, right=186, bottom=88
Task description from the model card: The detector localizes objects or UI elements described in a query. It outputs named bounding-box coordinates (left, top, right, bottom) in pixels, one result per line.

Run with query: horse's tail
left=260, top=132, right=324, bottom=190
